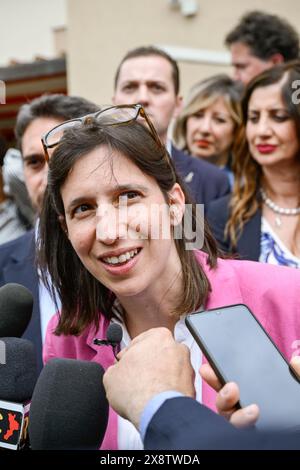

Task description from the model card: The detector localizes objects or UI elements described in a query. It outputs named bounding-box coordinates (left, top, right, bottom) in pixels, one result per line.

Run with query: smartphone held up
left=186, top=304, right=300, bottom=431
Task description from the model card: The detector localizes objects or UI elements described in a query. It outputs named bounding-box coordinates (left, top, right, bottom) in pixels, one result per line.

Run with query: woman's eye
left=273, top=114, right=289, bottom=122
left=118, top=191, right=140, bottom=203
left=73, top=204, right=93, bottom=215
left=248, top=115, right=259, bottom=123
left=192, top=112, right=204, bottom=119
left=214, top=117, right=227, bottom=124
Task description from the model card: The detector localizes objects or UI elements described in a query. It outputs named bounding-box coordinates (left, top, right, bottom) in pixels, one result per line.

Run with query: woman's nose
left=96, top=207, right=127, bottom=245
left=256, top=116, right=273, bottom=136
left=199, top=116, right=212, bottom=134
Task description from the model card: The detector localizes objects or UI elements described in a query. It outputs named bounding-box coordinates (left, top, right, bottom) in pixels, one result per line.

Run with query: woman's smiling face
left=186, top=96, right=235, bottom=161
left=60, top=145, right=185, bottom=299
left=246, top=81, right=300, bottom=169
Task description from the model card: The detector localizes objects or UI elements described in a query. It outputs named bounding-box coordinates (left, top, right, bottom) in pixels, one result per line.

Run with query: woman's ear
left=168, top=183, right=185, bottom=227
left=58, top=215, right=68, bottom=236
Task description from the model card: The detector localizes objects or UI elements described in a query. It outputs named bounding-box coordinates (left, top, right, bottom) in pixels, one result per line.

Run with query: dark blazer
left=0, top=230, right=43, bottom=372
left=171, top=146, right=230, bottom=210
left=145, top=396, right=300, bottom=450
left=207, top=194, right=261, bottom=261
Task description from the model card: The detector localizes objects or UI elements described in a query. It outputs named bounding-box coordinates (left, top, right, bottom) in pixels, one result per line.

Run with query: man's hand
left=103, top=327, right=195, bottom=429
left=200, top=356, right=300, bottom=428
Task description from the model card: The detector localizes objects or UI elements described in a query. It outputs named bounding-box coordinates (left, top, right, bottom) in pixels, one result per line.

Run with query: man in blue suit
left=104, top=328, right=300, bottom=450
left=113, top=46, right=230, bottom=208
left=0, top=94, right=99, bottom=371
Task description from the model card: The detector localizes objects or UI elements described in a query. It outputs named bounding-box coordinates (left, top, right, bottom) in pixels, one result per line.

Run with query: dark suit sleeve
left=0, top=231, right=43, bottom=372
left=213, top=170, right=231, bottom=199
left=170, top=146, right=230, bottom=208
left=206, top=195, right=232, bottom=253
left=144, top=397, right=300, bottom=450
left=191, top=161, right=230, bottom=210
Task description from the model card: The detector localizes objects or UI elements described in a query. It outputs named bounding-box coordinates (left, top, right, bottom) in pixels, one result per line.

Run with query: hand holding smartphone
left=186, top=304, right=300, bottom=431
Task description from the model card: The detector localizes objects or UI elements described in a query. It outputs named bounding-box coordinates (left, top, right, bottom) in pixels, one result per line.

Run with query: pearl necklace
left=260, top=188, right=300, bottom=228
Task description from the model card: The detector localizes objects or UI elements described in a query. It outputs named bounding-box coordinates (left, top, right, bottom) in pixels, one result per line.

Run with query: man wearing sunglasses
left=112, top=46, right=230, bottom=208
left=0, top=94, right=99, bottom=371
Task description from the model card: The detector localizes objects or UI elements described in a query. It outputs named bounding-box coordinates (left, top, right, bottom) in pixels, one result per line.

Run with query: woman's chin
left=111, top=281, right=146, bottom=299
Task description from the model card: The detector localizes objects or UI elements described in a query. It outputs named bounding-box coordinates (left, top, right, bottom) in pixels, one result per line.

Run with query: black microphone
left=0, top=338, right=37, bottom=450
left=0, top=283, right=33, bottom=337
left=94, top=323, right=123, bottom=358
left=29, top=358, right=109, bottom=450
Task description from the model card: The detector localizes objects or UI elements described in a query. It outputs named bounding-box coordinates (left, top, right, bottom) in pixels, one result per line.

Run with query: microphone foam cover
left=106, top=323, right=123, bottom=344
left=0, top=283, right=33, bottom=337
left=0, top=337, right=37, bottom=401
left=29, top=358, right=109, bottom=450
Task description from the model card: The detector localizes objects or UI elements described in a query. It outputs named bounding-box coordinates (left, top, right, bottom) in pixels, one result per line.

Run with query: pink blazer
left=43, top=251, right=300, bottom=449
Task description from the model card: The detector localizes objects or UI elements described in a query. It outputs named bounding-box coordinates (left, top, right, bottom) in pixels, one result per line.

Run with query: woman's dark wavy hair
left=38, top=119, right=219, bottom=336
left=227, top=60, right=300, bottom=248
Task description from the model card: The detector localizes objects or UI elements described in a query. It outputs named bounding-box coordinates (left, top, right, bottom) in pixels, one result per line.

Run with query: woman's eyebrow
left=113, top=184, right=149, bottom=193
left=66, top=197, right=90, bottom=212
left=65, top=184, right=149, bottom=212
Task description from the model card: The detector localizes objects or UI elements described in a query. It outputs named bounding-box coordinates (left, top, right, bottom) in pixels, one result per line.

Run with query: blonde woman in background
left=173, top=75, right=242, bottom=188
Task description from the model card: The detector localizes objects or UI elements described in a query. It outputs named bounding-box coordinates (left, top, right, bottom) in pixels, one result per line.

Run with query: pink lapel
left=86, top=253, right=245, bottom=444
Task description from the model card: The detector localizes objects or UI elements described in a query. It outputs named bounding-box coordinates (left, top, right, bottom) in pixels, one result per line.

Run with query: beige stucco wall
left=0, top=0, right=66, bottom=66
left=67, top=0, right=300, bottom=105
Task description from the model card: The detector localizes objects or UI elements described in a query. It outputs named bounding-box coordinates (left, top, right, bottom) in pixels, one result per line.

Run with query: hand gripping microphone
left=93, top=323, right=123, bottom=359
left=29, top=358, right=109, bottom=450
left=0, top=283, right=33, bottom=337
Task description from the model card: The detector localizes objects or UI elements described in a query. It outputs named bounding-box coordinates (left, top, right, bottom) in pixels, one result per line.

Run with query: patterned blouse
left=259, top=217, right=300, bottom=269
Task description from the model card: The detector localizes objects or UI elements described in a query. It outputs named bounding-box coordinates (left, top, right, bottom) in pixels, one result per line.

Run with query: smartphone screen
left=186, top=304, right=300, bottom=431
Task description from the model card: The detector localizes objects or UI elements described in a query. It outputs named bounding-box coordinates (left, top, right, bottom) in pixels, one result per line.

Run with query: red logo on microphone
left=0, top=409, right=22, bottom=445
left=4, top=413, right=20, bottom=440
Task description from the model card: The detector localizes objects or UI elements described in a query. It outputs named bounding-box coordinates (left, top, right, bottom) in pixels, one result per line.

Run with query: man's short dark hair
left=225, top=11, right=299, bottom=61
left=114, top=46, right=180, bottom=95
left=15, top=93, right=100, bottom=149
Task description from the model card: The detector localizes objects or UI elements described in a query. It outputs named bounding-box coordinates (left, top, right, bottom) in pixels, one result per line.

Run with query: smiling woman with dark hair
left=38, top=105, right=300, bottom=449
left=207, top=61, right=300, bottom=268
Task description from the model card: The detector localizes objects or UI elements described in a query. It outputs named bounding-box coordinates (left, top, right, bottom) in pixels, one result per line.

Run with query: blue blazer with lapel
left=171, top=145, right=230, bottom=210
left=207, top=194, right=261, bottom=261
left=0, top=230, right=43, bottom=372
left=144, top=396, right=300, bottom=450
